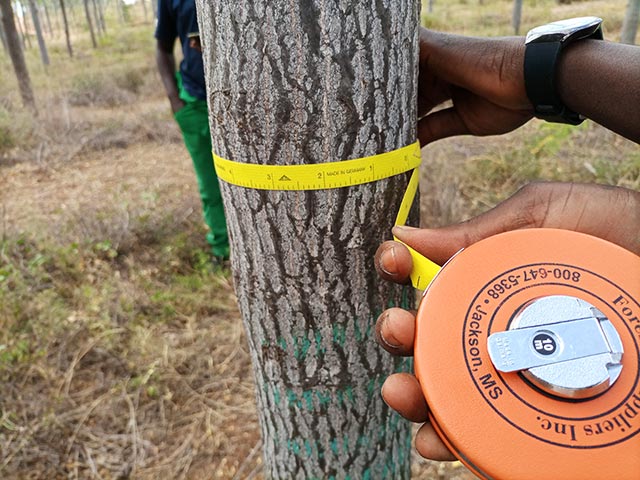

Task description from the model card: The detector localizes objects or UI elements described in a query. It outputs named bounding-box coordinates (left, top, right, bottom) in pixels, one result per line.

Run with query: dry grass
left=0, top=0, right=637, bottom=478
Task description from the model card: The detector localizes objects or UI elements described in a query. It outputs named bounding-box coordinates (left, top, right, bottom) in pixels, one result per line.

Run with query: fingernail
left=392, top=225, right=418, bottom=236
left=378, top=312, right=402, bottom=349
left=379, top=245, right=398, bottom=276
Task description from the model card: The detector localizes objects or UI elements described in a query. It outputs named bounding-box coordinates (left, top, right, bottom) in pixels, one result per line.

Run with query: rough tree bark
left=197, top=1, right=420, bottom=478
left=512, top=0, right=523, bottom=35
left=83, top=0, right=96, bottom=47
left=621, top=0, right=640, bottom=45
left=0, top=0, right=36, bottom=109
left=28, top=0, right=49, bottom=65
left=59, top=0, right=72, bottom=57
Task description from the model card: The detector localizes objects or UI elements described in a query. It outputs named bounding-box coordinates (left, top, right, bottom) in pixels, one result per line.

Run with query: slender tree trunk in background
left=512, top=0, right=523, bottom=35
left=83, top=0, right=96, bottom=47
left=42, top=2, right=53, bottom=37
left=52, top=0, right=61, bottom=35
left=0, top=11, right=8, bottom=53
left=0, top=0, right=36, bottom=110
left=90, top=0, right=101, bottom=35
left=197, top=1, right=419, bottom=478
left=59, top=0, right=71, bottom=56
left=96, top=0, right=105, bottom=33
left=14, top=2, right=26, bottom=48
left=19, top=1, right=32, bottom=48
left=28, top=0, right=49, bottom=65
left=428, top=0, right=434, bottom=13
left=150, top=0, right=156, bottom=20
left=621, top=0, right=640, bottom=44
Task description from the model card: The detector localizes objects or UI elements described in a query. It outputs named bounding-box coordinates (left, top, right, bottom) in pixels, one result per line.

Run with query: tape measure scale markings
left=213, top=141, right=441, bottom=287
left=213, top=142, right=422, bottom=191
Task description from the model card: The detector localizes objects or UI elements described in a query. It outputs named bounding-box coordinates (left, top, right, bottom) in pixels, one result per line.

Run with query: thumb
left=393, top=187, right=543, bottom=264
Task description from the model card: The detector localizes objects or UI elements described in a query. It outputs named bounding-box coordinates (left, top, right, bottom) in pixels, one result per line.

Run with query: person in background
left=375, top=23, right=639, bottom=461
left=155, top=0, right=230, bottom=262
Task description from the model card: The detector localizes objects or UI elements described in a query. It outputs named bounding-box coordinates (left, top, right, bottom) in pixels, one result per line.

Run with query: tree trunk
left=42, top=2, right=53, bottom=37
left=19, top=1, right=32, bottom=48
left=97, top=0, right=105, bottom=32
left=428, top=0, right=434, bottom=13
left=59, top=0, right=72, bottom=56
left=90, top=0, right=101, bottom=35
left=197, top=1, right=419, bottom=478
left=512, top=0, right=523, bottom=35
left=621, top=0, right=640, bottom=44
left=0, top=0, right=36, bottom=110
left=150, top=0, right=156, bottom=19
left=0, top=10, right=8, bottom=53
left=83, top=0, right=96, bottom=47
left=51, top=0, right=61, bottom=35
left=28, top=0, right=49, bottom=65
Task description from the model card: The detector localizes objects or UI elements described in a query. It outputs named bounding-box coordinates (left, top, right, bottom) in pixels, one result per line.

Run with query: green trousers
left=174, top=95, right=229, bottom=259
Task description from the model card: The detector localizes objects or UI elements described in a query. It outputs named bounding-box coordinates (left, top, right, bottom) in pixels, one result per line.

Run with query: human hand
left=188, top=36, right=202, bottom=53
left=417, top=28, right=533, bottom=145
left=170, top=96, right=186, bottom=115
left=374, top=182, right=640, bottom=461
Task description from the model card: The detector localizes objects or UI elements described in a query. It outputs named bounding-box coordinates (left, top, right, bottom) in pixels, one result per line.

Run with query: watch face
left=526, top=16, right=603, bottom=44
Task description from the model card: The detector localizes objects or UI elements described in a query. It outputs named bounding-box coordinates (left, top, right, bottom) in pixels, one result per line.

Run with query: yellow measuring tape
left=213, top=141, right=441, bottom=289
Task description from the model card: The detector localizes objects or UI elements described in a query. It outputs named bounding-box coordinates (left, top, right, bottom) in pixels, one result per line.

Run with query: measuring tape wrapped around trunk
left=213, top=144, right=640, bottom=479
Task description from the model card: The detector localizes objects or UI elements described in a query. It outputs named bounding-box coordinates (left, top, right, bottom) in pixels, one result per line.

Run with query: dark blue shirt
left=155, top=0, right=206, bottom=100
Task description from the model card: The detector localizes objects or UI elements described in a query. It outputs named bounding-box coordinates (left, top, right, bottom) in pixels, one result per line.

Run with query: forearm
left=156, top=44, right=182, bottom=110
left=558, top=40, right=640, bottom=143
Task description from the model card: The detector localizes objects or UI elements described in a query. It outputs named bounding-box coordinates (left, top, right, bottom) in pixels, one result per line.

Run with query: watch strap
left=524, top=41, right=584, bottom=125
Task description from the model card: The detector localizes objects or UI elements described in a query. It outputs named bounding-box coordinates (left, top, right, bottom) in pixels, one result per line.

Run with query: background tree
left=513, top=0, right=523, bottom=34
left=83, top=0, right=96, bottom=47
left=0, top=9, right=8, bottom=53
left=59, top=0, right=72, bottom=56
left=41, top=0, right=53, bottom=37
left=197, top=1, right=419, bottom=477
left=621, top=0, right=640, bottom=44
left=28, top=0, right=49, bottom=65
left=91, top=0, right=104, bottom=35
left=18, top=1, right=32, bottom=48
left=0, top=0, right=36, bottom=109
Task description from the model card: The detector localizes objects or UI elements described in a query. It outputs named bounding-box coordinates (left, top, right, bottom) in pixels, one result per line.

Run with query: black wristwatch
left=524, top=16, right=603, bottom=125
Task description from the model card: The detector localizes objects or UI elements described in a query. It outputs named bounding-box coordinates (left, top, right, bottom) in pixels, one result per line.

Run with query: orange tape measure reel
left=413, top=229, right=640, bottom=480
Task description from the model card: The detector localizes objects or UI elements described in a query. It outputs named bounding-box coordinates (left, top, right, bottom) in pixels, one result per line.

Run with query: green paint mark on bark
left=302, top=390, right=314, bottom=410
left=294, top=335, right=311, bottom=359
left=332, top=324, right=346, bottom=346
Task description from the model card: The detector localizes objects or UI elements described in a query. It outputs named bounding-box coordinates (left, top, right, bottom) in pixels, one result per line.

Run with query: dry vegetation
left=0, top=0, right=637, bottom=478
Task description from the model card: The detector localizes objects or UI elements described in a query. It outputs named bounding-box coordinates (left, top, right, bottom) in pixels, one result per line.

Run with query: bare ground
left=1, top=94, right=479, bottom=478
